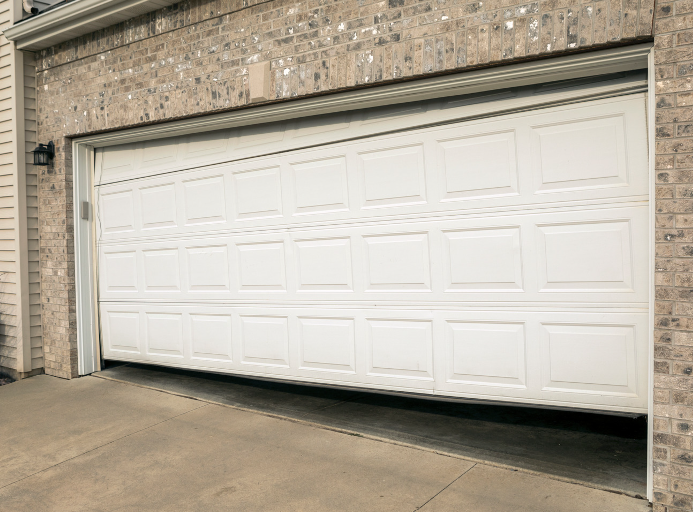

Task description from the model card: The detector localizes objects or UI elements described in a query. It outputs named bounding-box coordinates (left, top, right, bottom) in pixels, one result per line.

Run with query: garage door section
left=95, top=92, right=649, bottom=413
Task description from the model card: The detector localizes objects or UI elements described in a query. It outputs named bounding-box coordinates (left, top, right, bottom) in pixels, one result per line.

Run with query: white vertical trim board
left=647, top=46, right=656, bottom=504
left=74, top=141, right=98, bottom=375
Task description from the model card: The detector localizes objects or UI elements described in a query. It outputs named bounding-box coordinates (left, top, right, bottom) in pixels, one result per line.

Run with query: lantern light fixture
left=32, top=141, right=54, bottom=166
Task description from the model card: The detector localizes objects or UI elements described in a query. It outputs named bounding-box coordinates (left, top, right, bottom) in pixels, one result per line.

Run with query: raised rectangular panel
left=291, top=156, right=349, bottom=214
left=537, top=221, right=633, bottom=291
left=237, top=242, right=286, bottom=291
left=368, top=319, right=433, bottom=379
left=103, top=251, right=138, bottom=291
left=299, top=317, right=355, bottom=373
left=438, top=131, right=519, bottom=200
left=101, top=145, right=135, bottom=180
left=146, top=313, right=183, bottom=356
left=143, top=249, right=180, bottom=291
left=359, top=144, right=427, bottom=208
left=443, top=228, right=523, bottom=291
left=100, top=190, right=135, bottom=233
left=541, top=323, right=636, bottom=395
left=295, top=238, right=352, bottom=291
left=184, top=131, right=229, bottom=159
left=183, top=176, right=226, bottom=225
left=190, top=314, right=232, bottom=360
left=141, top=184, right=177, bottom=229
left=364, top=233, right=430, bottom=291
left=186, top=245, right=229, bottom=291
left=106, top=311, right=139, bottom=353
left=532, top=115, right=628, bottom=192
left=142, top=138, right=178, bottom=167
left=447, top=321, right=526, bottom=387
left=233, top=166, right=282, bottom=219
left=241, top=316, right=289, bottom=367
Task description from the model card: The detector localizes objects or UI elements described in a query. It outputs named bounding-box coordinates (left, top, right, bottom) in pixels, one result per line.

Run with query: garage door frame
left=71, top=42, right=656, bottom=499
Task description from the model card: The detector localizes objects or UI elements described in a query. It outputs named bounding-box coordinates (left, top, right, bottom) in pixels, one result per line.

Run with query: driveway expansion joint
left=414, top=463, right=478, bottom=511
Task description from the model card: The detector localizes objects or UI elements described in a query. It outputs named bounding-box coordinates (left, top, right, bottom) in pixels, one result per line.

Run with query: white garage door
left=95, top=89, right=649, bottom=413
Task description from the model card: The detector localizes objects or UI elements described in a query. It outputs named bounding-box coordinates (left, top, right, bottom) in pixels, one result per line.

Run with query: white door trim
left=647, top=46, right=656, bottom=504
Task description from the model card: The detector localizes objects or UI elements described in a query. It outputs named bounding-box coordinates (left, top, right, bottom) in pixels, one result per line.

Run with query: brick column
left=38, top=138, right=77, bottom=379
left=653, top=0, right=693, bottom=508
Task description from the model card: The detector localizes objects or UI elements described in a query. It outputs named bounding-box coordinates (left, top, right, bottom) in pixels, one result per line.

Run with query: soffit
left=3, top=0, right=175, bottom=50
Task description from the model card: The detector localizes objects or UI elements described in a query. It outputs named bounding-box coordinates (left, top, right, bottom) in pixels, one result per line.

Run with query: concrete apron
left=102, top=364, right=647, bottom=493
left=0, top=373, right=647, bottom=512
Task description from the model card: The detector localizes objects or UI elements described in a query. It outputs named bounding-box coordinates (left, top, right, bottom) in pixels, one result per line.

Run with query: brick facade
left=652, top=2, right=693, bottom=510
left=33, top=0, right=671, bottom=504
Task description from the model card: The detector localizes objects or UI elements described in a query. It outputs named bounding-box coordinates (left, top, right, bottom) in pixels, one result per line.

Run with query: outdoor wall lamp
left=32, top=141, right=54, bottom=166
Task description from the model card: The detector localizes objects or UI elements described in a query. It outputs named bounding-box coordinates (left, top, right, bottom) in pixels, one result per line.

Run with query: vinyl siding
left=0, top=0, right=17, bottom=372
left=0, top=0, right=41, bottom=375
left=24, top=53, right=40, bottom=370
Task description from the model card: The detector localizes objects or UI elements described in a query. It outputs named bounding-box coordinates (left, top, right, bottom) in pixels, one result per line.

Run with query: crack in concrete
left=413, top=463, right=477, bottom=511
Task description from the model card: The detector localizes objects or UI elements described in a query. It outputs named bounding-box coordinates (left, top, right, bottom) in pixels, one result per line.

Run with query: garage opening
left=93, top=70, right=650, bottom=415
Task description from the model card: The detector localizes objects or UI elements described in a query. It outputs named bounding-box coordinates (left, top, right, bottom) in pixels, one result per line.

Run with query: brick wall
left=34, top=0, right=663, bottom=502
left=653, top=1, right=693, bottom=509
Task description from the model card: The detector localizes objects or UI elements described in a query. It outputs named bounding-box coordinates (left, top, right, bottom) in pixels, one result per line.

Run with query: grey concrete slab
left=0, top=375, right=202, bottom=488
left=97, top=363, right=647, bottom=497
left=419, top=464, right=650, bottom=512
left=0, top=405, right=474, bottom=512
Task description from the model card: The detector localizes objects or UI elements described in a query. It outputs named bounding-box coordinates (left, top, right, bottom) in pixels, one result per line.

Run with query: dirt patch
left=0, top=377, right=14, bottom=386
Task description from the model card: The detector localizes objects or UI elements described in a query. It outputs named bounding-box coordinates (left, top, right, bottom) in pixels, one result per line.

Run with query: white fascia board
left=3, top=0, right=173, bottom=50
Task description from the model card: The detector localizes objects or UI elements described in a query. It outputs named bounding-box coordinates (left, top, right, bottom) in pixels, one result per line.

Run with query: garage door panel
left=96, top=97, right=647, bottom=246
left=298, top=316, right=356, bottom=374
left=102, top=310, right=141, bottom=355
left=536, top=220, right=634, bottom=292
left=96, top=93, right=649, bottom=413
left=100, top=304, right=648, bottom=410
left=357, top=143, right=428, bottom=209
left=190, top=313, right=233, bottom=361
left=530, top=113, right=629, bottom=193
left=98, top=188, right=136, bottom=235
left=539, top=322, right=638, bottom=396
left=290, top=155, right=350, bottom=215
left=182, top=174, right=227, bottom=226
left=443, top=320, right=528, bottom=389
left=437, top=129, right=520, bottom=201
left=97, top=205, right=647, bottom=304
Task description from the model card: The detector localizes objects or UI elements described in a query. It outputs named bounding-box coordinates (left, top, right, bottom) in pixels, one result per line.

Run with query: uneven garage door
left=95, top=85, right=649, bottom=413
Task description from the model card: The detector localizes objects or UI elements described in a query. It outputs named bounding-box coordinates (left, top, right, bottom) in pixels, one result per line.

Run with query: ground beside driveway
left=0, top=375, right=649, bottom=512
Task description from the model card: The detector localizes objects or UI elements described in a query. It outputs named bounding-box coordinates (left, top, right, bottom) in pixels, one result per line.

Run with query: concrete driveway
left=0, top=375, right=649, bottom=511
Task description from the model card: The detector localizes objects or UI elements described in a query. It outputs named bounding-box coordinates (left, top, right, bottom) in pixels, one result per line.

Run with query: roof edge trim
left=4, top=0, right=168, bottom=50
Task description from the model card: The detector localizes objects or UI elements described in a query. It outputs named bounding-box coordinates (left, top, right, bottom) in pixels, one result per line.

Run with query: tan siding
left=0, top=3, right=14, bottom=372
left=24, top=52, right=40, bottom=371
left=0, top=2, right=42, bottom=374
